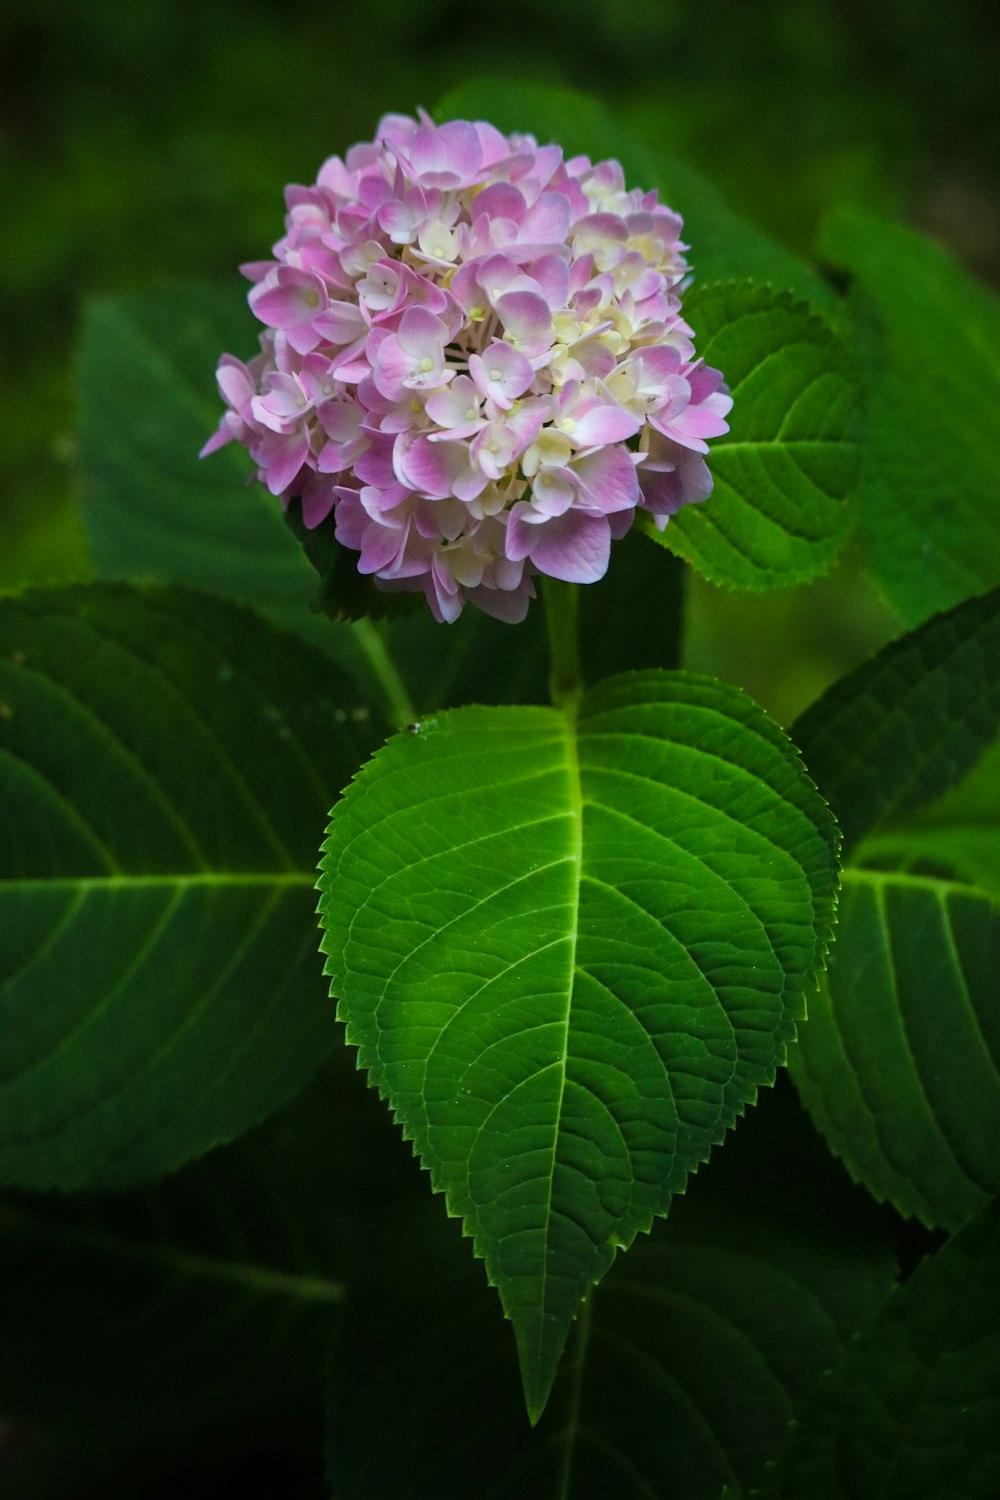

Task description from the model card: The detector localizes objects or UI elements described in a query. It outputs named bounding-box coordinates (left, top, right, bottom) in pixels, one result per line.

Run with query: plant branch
left=544, top=578, right=582, bottom=709
left=351, top=617, right=417, bottom=729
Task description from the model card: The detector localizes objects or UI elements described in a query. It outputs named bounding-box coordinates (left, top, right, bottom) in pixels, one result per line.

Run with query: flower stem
left=350, top=617, right=417, bottom=729
left=543, top=578, right=582, bottom=709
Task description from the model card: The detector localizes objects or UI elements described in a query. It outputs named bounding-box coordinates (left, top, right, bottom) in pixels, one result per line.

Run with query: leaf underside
left=319, top=669, right=839, bottom=1417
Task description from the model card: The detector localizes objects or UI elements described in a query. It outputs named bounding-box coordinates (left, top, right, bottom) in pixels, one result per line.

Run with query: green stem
left=350, top=618, right=417, bottom=729
left=543, top=577, right=582, bottom=708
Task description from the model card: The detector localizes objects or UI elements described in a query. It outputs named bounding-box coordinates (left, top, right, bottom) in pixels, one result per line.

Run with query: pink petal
left=409, top=120, right=483, bottom=187
left=525, top=254, right=571, bottom=310
left=519, top=192, right=571, bottom=246
left=300, top=475, right=337, bottom=529
left=511, top=507, right=612, bottom=583
left=313, top=301, right=368, bottom=344
left=254, top=428, right=310, bottom=496
left=570, top=404, right=642, bottom=447
left=396, top=305, right=449, bottom=359
left=394, top=434, right=462, bottom=498
left=467, top=578, right=532, bottom=623
left=249, top=268, right=327, bottom=331
left=468, top=344, right=534, bottom=408
left=495, top=291, right=554, bottom=352
left=472, top=182, right=527, bottom=224
left=216, top=355, right=256, bottom=415
left=571, top=446, right=641, bottom=512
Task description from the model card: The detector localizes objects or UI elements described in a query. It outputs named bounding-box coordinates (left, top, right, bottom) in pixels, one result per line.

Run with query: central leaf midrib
left=532, top=701, right=585, bottom=1405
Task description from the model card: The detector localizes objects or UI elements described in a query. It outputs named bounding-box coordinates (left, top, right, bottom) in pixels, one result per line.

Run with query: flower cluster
left=203, top=112, right=732, bottom=622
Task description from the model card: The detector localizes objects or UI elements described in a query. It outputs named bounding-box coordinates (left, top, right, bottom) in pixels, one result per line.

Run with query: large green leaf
left=318, top=670, right=839, bottom=1418
left=817, top=204, right=1000, bottom=626
left=327, top=1086, right=896, bottom=1500
left=646, top=283, right=860, bottom=590
left=0, top=583, right=374, bottom=1190
left=435, top=80, right=838, bottom=311
left=789, top=589, right=1000, bottom=1226
left=774, top=1195, right=1000, bottom=1499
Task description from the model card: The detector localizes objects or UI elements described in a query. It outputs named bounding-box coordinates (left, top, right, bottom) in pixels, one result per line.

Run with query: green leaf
left=790, top=870, right=1000, bottom=1229
left=774, top=1195, right=1000, bottom=1499
left=77, top=282, right=395, bottom=714
left=873, top=737, right=1000, bottom=894
left=434, top=80, right=837, bottom=311
left=0, top=583, right=375, bottom=1190
left=817, top=204, right=1000, bottom=626
left=318, top=670, right=839, bottom=1418
left=644, top=283, right=860, bottom=591
left=326, top=1086, right=896, bottom=1500
left=789, top=589, right=1000, bottom=1227
left=793, top=586, right=1000, bottom=857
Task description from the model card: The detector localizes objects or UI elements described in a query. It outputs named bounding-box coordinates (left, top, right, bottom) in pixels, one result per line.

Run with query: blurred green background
left=1, top=0, right=996, bottom=720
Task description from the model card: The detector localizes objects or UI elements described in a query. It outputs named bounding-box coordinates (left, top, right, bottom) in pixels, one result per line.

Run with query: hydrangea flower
left=202, top=111, right=732, bottom=623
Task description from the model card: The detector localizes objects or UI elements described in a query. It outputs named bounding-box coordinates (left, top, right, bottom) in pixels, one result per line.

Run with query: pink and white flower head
left=203, top=110, right=731, bottom=623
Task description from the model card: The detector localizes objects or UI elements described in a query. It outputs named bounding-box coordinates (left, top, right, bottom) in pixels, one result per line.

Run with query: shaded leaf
left=789, top=589, right=1000, bottom=1226
left=817, top=204, right=1000, bottom=625
left=318, top=670, right=839, bottom=1418
left=326, top=1086, right=896, bottom=1500
left=434, top=80, right=837, bottom=311
left=790, top=870, right=1000, bottom=1229
left=646, top=283, right=860, bottom=591
left=793, top=586, right=1000, bottom=857
left=0, top=1064, right=351, bottom=1434
left=396, top=529, right=685, bottom=717
left=872, top=737, right=1000, bottom=894
left=0, top=584, right=374, bottom=1190
left=774, top=1196, right=1000, bottom=1499
left=78, top=283, right=397, bottom=715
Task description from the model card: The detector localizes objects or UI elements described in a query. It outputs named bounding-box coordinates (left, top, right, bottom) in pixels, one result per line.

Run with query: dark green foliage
left=790, top=591, right=1000, bottom=1226
left=326, top=1086, right=896, bottom=1499
left=774, top=1197, right=1000, bottom=1499
left=0, top=584, right=376, bottom=1189
left=818, top=207, right=1000, bottom=625
left=435, top=81, right=839, bottom=310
